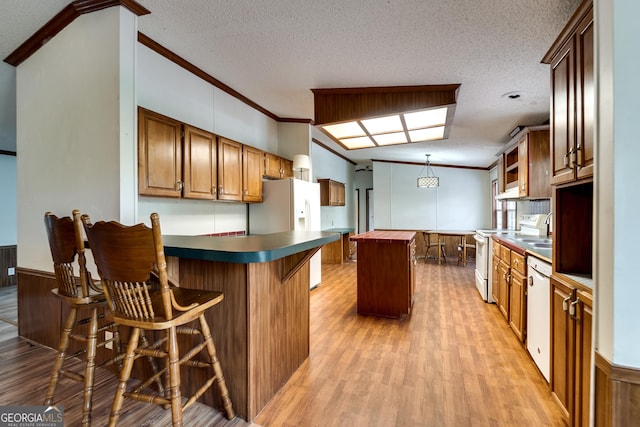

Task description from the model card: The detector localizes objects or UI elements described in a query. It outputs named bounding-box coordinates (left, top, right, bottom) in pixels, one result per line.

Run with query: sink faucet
left=545, top=212, right=552, bottom=236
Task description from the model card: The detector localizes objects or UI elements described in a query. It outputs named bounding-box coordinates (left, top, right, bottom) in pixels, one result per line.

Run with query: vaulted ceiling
left=0, top=0, right=581, bottom=167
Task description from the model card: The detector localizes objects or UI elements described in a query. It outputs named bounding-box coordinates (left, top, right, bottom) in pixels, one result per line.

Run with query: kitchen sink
left=517, top=237, right=552, bottom=244
left=531, top=242, right=553, bottom=249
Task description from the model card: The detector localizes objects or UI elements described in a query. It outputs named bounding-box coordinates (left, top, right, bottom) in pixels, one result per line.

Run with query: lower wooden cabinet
left=492, top=238, right=527, bottom=343
left=550, top=275, right=593, bottom=426
left=509, top=269, right=526, bottom=341
left=497, top=260, right=510, bottom=320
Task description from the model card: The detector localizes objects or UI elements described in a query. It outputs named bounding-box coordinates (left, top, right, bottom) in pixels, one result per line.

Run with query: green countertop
left=163, top=230, right=339, bottom=264
left=323, top=228, right=354, bottom=234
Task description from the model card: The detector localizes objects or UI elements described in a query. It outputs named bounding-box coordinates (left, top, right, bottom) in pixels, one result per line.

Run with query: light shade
left=417, top=154, right=439, bottom=188
left=292, top=154, right=310, bottom=171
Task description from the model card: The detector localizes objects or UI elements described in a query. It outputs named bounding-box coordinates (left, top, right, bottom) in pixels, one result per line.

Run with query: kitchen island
left=18, top=230, right=338, bottom=421
left=350, top=230, right=416, bottom=318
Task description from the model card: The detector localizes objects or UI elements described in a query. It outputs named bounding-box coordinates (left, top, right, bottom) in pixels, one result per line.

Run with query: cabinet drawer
left=511, top=251, right=526, bottom=275
left=492, top=241, right=502, bottom=258
left=500, top=245, right=511, bottom=264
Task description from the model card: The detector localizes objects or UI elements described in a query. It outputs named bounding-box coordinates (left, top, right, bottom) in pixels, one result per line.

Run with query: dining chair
left=43, top=210, right=122, bottom=427
left=422, top=231, right=447, bottom=263
left=82, top=212, right=234, bottom=426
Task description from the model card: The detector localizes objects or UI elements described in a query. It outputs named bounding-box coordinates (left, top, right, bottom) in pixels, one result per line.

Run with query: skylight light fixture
left=417, top=154, right=439, bottom=188
left=312, top=85, right=460, bottom=151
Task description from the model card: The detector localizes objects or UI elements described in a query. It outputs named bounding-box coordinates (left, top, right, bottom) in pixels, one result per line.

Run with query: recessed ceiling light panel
left=340, top=136, right=376, bottom=149
left=361, top=115, right=403, bottom=134
left=323, top=121, right=366, bottom=139
left=409, top=126, right=445, bottom=142
left=404, top=108, right=447, bottom=130
left=372, top=132, right=408, bottom=146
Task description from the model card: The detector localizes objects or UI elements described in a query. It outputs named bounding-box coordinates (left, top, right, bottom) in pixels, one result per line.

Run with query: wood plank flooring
left=0, top=259, right=565, bottom=426
left=256, top=260, right=566, bottom=427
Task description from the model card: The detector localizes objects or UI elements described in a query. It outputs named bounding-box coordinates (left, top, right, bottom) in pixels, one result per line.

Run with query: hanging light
left=417, top=154, right=439, bottom=188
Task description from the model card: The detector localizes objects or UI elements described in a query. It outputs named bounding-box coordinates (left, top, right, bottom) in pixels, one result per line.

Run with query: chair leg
left=109, top=327, right=140, bottom=427
left=167, top=326, right=184, bottom=427
left=44, top=306, right=77, bottom=406
left=81, top=307, right=99, bottom=427
left=200, top=315, right=235, bottom=420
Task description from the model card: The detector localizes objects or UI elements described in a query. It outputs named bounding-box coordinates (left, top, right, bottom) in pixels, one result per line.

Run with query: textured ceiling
left=0, top=0, right=581, bottom=166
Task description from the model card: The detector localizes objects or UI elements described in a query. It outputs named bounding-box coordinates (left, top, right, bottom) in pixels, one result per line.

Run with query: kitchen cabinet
left=543, top=2, right=594, bottom=185
left=492, top=237, right=528, bottom=343
left=183, top=124, right=217, bottom=200
left=138, top=107, right=183, bottom=198
left=350, top=231, right=416, bottom=318
left=503, top=145, right=519, bottom=190
left=242, top=145, right=264, bottom=202
left=318, top=179, right=345, bottom=206
left=217, top=137, right=243, bottom=201
left=509, top=251, right=526, bottom=342
left=264, top=153, right=293, bottom=179
left=321, top=229, right=354, bottom=264
left=517, top=126, right=551, bottom=198
left=550, top=275, right=592, bottom=426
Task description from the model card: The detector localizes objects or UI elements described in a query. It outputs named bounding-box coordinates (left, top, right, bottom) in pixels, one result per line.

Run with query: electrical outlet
left=105, top=331, right=113, bottom=350
left=7, top=267, right=15, bottom=276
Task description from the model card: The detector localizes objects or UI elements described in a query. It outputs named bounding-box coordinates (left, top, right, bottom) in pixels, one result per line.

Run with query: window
left=493, top=180, right=517, bottom=230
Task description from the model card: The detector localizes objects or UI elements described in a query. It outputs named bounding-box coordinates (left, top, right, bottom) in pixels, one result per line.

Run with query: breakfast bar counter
left=164, top=231, right=338, bottom=420
left=18, top=230, right=338, bottom=422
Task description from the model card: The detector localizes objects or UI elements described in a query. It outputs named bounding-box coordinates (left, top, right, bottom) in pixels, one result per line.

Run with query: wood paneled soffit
left=311, top=84, right=461, bottom=126
left=3, top=0, right=151, bottom=67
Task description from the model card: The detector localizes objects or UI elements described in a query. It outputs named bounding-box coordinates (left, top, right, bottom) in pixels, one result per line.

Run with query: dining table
left=424, top=230, right=475, bottom=266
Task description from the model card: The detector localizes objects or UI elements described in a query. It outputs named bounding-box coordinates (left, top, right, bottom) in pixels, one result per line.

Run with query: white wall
left=16, top=7, right=136, bottom=272
left=0, top=154, right=16, bottom=245
left=373, top=161, right=491, bottom=230
left=136, top=44, right=281, bottom=234
left=595, top=0, right=640, bottom=367
left=311, top=129, right=356, bottom=230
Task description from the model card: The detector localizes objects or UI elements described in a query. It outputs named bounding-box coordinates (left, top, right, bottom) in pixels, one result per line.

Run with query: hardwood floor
left=0, top=260, right=565, bottom=426
left=256, top=260, right=566, bottom=427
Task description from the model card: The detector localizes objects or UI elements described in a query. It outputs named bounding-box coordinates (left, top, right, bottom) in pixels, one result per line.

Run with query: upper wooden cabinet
left=217, top=137, right=243, bottom=201
left=243, top=145, right=263, bottom=202
left=183, top=124, right=217, bottom=200
left=318, top=179, right=345, bottom=206
left=518, top=126, right=551, bottom=198
left=264, top=152, right=293, bottom=179
left=544, top=2, right=594, bottom=185
left=138, top=107, right=183, bottom=198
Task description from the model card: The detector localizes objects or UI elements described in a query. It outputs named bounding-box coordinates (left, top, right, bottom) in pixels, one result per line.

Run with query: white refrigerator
left=249, top=178, right=322, bottom=289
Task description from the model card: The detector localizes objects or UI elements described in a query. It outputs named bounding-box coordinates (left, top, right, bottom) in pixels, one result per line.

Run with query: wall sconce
left=293, top=154, right=310, bottom=181
left=417, top=154, right=439, bottom=188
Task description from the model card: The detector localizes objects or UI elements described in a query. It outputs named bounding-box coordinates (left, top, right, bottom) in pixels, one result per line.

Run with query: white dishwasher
left=527, top=256, right=552, bottom=382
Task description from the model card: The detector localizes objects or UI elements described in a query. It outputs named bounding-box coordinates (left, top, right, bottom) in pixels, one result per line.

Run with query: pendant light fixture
left=417, top=154, right=439, bottom=188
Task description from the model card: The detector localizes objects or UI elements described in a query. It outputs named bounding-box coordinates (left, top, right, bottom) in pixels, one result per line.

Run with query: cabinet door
left=497, top=261, right=510, bottom=321
left=217, top=137, right=243, bottom=201
left=243, top=145, right=263, bottom=202
left=509, top=269, right=526, bottom=342
left=574, top=290, right=592, bottom=427
left=550, top=39, right=576, bottom=186
left=551, top=278, right=574, bottom=422
left=138, top=107, right=182, bottom=197
left=491, top=255, right=501, bottom=304
left=264, top=152, right=282, bottom=179
left=281, top=158, right=294, bottom=178
left=518, top=136, right=529, bottom=197
left=183, top=125, right=217, bottom=200
left=575, top=11, right=594, bottom=181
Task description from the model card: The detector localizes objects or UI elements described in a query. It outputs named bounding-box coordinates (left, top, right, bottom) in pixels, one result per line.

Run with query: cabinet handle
left=219, top=186, right=224, bottom=194
left=212, top=186, right=217, bottom=196
left=569, top=299, right=579, bottom=318
left=175, top=181, right=183, bottom=191
left=528, top=276, right=533, bottom=286
left=574, top=146, right=583, bottom=169
left=562, top=296, right=571, bottom=312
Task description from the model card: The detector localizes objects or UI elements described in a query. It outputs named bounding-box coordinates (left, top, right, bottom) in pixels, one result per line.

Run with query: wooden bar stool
left=43, top=210, right=122, bottom=427
left=82, top=212, right=235, bottom=426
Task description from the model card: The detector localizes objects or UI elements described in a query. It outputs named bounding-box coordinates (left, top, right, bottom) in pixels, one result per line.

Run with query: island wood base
left=350, top=231, right=416, bottom=318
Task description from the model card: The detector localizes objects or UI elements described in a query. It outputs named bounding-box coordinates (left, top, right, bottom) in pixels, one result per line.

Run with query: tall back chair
left=43, top=210, right=121, bottom=427
left=82, top=212, right=234, bottom=426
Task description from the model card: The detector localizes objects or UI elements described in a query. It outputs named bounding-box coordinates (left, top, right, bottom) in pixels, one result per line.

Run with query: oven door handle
left=473, top=235, right=486, bottom=245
